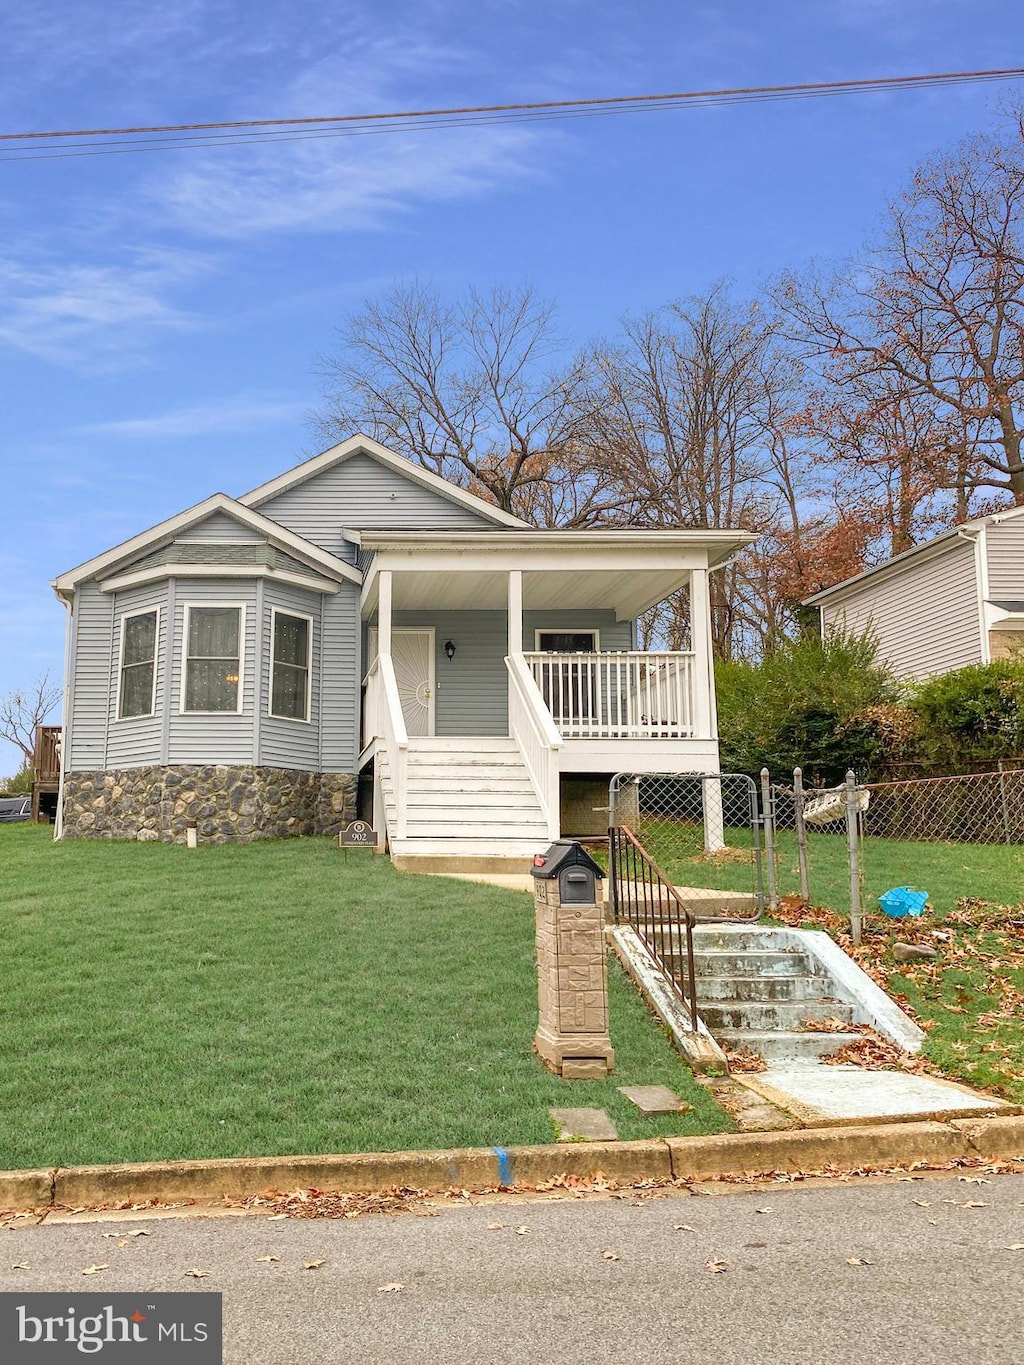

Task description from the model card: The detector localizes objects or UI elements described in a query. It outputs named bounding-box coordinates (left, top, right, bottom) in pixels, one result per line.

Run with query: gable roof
left=804, top=503, right=1024, bottom=608
left=51, top=492, right=361, bottom=602
left=238, top=433, right=532, bottom=530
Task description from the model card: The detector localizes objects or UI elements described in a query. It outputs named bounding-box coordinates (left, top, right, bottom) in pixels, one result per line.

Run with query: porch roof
left=358, top=528, right=754, bottom=621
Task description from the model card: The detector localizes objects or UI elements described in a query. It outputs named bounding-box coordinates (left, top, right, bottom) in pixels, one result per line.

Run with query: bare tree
left=579, top=285, right=813, bottom=656
left=775, top=128, right=1024, bottom=508
left=0, top=671, right=61, bottom=767
left=315, top=281, right=627, bottom=523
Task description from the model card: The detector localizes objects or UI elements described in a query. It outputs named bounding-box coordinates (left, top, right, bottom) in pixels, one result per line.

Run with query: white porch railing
left=506, top=654, right=562, bottom=840
left=362, top=654, right=409, bottom=840
left=523, top=651, right=696, bottom=739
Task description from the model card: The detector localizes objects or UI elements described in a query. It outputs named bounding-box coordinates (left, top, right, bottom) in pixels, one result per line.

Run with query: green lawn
left=0, top=825, right=730, bottom=1171
left=634, top=818, right=1024, bottom=918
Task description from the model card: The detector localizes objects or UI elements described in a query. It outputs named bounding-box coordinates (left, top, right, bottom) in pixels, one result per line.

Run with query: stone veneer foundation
left=62, top=765, right=357, bottom=844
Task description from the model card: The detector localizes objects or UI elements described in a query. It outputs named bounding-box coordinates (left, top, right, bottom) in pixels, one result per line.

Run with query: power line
left=1, top=67, right=1021, bottom=164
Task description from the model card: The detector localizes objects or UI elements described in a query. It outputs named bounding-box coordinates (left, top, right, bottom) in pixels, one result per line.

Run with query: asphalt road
left=3, top=1173, right=1023, bottom=1364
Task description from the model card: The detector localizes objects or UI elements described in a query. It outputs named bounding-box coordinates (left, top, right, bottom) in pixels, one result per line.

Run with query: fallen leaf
left=377, top=1282, right=405, bottom=1293
left=755, top=1207, right=773, bottom=1214
left=303, top=1260, right=326, bottom=1271
left=255, top=1255, right=279, bottom=1264
left=912, top=1200, right=931, bottom=1208
left=1007, top=1243, right=1024, bottom=1251
left=958, top=1176, right=989, bottom=1185
left=514, top=1226, right=531, bottom=1236
left=486, top=1222, right=505, bottom=1230
left=184, top=1269, right=209, bottom=1279
left=958, top=1201, right=989, bottom=1209
left=10, top=1263, right=30, bottom=1270
left=674, top=1224, right=696, bottom=1233
left=601, top=1250, right=619, bottom=1261
left=268, top=1213, right=288, bottom=1221
left=81, top=1265, right=109, bottom=1276
left=845, top=1257, right=872, bottom=1266
left=705, top=1258, right=727, bottom=1274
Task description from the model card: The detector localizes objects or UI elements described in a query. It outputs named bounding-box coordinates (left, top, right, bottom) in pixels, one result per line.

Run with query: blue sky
left=2, top=0, right=1023, bottom=773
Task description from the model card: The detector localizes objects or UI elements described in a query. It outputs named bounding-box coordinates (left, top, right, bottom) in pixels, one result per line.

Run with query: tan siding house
left=806, top=506, right=1024, bottom=679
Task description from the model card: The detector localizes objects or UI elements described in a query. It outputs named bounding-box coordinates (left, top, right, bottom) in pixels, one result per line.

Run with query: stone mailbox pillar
left=531, top=841, right=614, bottom=1080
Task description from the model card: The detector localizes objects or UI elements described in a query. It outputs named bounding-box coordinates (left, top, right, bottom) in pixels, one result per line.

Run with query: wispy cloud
left=80, top=393, right=306, bottom=438
left=0, top=248, right=211, bottom=365
left=147, top=38, right=550, bottom=239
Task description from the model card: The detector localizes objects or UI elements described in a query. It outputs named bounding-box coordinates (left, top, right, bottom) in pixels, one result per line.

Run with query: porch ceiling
left=363, top=566, right=694, bottom=621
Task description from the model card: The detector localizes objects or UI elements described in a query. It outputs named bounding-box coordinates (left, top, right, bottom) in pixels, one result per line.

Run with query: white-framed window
left=534, top=629, right=600, bottom=652
left=180, top=603, right=245, bottom=714
left=116, top=607, right=160, bottom=720
left=269, top=607, right=312, bottom=722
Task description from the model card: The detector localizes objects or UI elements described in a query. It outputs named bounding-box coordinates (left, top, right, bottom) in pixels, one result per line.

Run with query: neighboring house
left=805, top=504, right=1024, bottom=681
left=52, top=434, right=752, bottom=867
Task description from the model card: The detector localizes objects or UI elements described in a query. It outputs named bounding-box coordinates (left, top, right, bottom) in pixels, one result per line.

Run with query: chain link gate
left=609, top=771, right=765, bottom=919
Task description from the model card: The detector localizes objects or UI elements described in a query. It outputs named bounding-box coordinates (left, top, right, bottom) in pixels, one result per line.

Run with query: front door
left=370, top=628, right=435, bottom=736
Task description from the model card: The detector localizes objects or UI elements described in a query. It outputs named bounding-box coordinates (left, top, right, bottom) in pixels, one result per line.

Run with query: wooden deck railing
left=33, top=726, right=61, bottom=784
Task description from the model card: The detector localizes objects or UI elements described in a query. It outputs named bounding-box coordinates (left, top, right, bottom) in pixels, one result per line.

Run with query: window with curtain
left=270, top=610, right=311, bottom=721
left=183, top=606, right=242, bottom=712
left=118, top=609, right=158, bottom=719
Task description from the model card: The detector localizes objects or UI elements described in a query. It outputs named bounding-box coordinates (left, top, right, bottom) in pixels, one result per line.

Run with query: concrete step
left=713, top=1028, right=864, bottom=1063
left=691, top=949, right=825, bottom=978
left=692, top=928, right=788, bottom=953
left=699, top=999, right=857, bottom=1032
left=694, top=974, right=843, bottom=1003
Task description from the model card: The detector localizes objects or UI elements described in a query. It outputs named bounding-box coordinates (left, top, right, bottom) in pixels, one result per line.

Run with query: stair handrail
left=374, top=652, right=409, bottom=842
left=506, top=653, right=562, bottom=840
left=609, top=824, right=699, bottom=1031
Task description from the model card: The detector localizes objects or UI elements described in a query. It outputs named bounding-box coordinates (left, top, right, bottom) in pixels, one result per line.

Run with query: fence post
left=793, top=766, right=810, bottom=903
left=844, top=769, right=863, bottom=945
left=760, top=767, right=778, bottom=911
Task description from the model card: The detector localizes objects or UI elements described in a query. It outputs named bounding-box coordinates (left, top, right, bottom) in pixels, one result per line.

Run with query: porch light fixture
left=444, top=639, right=457, bottom=662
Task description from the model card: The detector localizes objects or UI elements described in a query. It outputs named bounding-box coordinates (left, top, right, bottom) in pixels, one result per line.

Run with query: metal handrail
left=609, top=824, right=699, bottom=1031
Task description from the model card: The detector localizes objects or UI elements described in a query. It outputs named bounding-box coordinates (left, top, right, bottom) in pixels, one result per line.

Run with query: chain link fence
left=609, top=772, right=764, bottom=919
left=765, top=766, right=1024, bottom=940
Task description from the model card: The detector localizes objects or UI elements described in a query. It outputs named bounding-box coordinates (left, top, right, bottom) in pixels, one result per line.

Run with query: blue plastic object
left=878, top=886, right=929, bottom=918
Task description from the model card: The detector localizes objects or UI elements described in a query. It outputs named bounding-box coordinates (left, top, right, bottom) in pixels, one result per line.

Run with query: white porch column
left=691, top=566, right=725, bottom=851
left=507, top=569, right=523, bottom=656
left=378, top=569, right=393, bottom=656
left=689, top=567, right=714, bottom=741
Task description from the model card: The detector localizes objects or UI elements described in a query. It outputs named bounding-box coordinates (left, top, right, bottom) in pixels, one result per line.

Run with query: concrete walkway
left=743, top=1064, right=1008, bottom=1125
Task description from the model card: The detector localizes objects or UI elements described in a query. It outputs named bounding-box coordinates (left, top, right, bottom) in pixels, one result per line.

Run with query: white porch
left=357, top=529, right=750, bottom=864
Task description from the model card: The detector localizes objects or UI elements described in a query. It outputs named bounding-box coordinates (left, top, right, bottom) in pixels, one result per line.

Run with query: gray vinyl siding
left=321, top=584, right=361, bottom=771
left=387, top=609, right=632, bottom=737
left=105, top=582, right=168, bottom=769
left=177, top=511, right=265, bottom=542
left=167, top=579, right=258, bottom=764
left=254, top=451, right=500, bottom=556
left=821, top=541, right=982, bottom=679
left=985, top=516, right=1024, bottom=599
left=258, top=581, right=322, bottom=770
left=67, top=582, right=115, bottom=770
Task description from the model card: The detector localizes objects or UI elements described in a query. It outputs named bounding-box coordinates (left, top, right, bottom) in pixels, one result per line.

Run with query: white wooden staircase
left=378, top=737, right=553, bottom=868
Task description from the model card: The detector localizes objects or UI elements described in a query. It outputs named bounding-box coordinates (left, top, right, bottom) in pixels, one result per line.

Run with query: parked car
left=0, top=795, right=31, bottom=822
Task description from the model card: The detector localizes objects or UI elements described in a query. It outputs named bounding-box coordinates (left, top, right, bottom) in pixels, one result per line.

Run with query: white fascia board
left=237, top=432, right=532, bottom=529
left=99, top=564, right=342, bottom=595
left=52, top=492, right=360, bottom=599
left=358, top=529, right=753, bottom=563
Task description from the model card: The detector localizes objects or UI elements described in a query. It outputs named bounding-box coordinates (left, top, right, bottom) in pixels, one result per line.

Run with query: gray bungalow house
left=805, top=503, right=1024, bottom=681
left=52, top=435, right=751, bottom=867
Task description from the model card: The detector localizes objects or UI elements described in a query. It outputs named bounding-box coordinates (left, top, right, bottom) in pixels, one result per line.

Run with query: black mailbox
left=531, top=840, right=604, bottom=904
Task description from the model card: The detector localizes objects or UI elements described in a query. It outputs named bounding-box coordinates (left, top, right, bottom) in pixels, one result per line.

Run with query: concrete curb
left=2, top=1116, right=1022, bottom=1214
